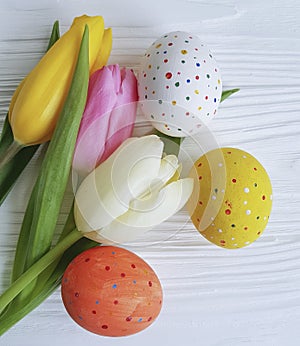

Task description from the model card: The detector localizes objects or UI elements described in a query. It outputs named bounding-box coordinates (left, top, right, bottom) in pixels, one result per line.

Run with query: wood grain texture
left=1, top=0, right=300, bottom=345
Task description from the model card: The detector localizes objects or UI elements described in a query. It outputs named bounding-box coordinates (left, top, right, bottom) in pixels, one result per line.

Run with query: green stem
left=0, top=141, right=23, bottom=170
left=0, top=236, right=97, bottom=335
left=0, top=229, right=82, bottom=315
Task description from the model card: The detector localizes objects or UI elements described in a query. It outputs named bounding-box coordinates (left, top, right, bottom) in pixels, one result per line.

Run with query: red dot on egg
left=225, top=209, right=231, bottom=215
left=262, top=195, right=266, bottom=200
left=254, top=167, right=257, bottom=171
left=105, top=266, right=111, bottom=271
left=165, top=72, right=172, bottom=79
left=121, top=273, right=126, bottom=278
left=114, top=300, right=119, bottom=305
left=92, top=310, right=97, bottom=314
left=198, top=162, right=202, bottom=167
left=126, top=316, right=132, bottom=322
left=148, top=281, right=153, bottom=287
left=131, top=264, right=136, bottom=269
left=102, top=325, right=108, bottom=329
left=232, top=178, right=237, bottom=183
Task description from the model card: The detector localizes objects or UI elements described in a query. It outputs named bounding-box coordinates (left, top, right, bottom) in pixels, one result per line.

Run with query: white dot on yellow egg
left=246, top=210, right=251, bottom=215
left=244, top=187, right=250, bottom=193
left=218, top=229, right=222, bottom=233
left=244, top=201, right=248, bottom=205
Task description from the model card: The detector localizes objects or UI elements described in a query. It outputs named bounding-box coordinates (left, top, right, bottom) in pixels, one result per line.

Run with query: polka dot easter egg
left=61, top=246, right=163, bottom=337
left=187, top=148, right=273, bottom=249
left=138, top=31, right=222, bottom=137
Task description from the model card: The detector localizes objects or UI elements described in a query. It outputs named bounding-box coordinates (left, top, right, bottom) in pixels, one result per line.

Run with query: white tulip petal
left=139, top=154, right=179, bottom=199
left=75, top=135, right=164, bottom=232
left=97, top=177, right=194, bottom=244
left=157, top=155, right=179, bottom=184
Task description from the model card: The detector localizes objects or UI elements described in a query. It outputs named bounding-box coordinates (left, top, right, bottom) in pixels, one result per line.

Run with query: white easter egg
left=138, top=31, right=222, bottom=137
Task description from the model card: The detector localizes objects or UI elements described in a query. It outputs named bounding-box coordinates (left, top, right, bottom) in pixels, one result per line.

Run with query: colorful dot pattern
left=188, top=148, right=273, bottom=249
left=61, top=246, right=163, bottom=337
left=138, top=31, right=222, bottom=137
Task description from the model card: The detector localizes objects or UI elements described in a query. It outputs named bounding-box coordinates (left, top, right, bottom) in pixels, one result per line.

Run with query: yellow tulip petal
left=90, top=28, right=113, bottom=74
left=10, top=15, right=105, bottom=145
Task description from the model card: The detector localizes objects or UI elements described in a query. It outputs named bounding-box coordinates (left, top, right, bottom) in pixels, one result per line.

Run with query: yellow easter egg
left=187, top=148, right=272, bottom=249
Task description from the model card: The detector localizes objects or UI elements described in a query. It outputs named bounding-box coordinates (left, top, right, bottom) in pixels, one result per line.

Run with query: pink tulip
left=73, top=64, right=138, bottom=177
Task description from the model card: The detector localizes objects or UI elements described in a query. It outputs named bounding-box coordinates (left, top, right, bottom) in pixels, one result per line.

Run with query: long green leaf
left=23, top=25, right=89, bottom=270
left=10, top=25, right=89, bottom=312
left=0, top=20, right=61, bottom=206
left=221, top=88, right=240, bottom=102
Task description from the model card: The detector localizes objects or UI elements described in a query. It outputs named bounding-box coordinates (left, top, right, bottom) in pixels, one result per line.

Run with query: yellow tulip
left=9, top=15, right=112, bottom=146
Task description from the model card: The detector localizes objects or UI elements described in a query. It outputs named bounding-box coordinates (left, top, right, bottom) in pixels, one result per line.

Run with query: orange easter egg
left=61, top=246, right=163, bottom=337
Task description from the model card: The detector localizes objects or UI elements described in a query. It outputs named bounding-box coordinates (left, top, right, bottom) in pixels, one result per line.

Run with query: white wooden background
left=1, top=0, right=300, bottom=345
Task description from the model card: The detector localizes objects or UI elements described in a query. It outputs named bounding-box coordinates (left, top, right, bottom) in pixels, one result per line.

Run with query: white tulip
left=74, top=135, right=193, bottom=244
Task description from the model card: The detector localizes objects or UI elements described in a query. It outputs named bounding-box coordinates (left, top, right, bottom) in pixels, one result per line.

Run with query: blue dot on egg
left=196, top=62, right=201, bottom=67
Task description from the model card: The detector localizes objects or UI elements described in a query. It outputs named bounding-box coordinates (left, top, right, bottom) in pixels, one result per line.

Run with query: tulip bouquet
left=0, top=15, right=240, bottom=336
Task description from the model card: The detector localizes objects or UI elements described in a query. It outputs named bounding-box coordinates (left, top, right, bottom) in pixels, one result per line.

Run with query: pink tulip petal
left=73, top=65, right=138, bottom=177
left=73, top=66, right=121, bottom=176
left=100, top=68, right=138, bottom=163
